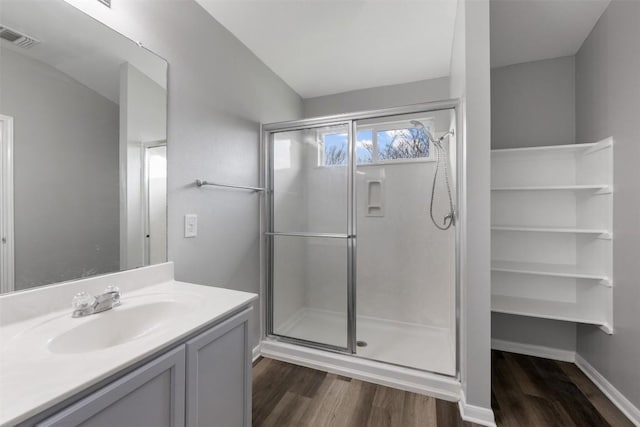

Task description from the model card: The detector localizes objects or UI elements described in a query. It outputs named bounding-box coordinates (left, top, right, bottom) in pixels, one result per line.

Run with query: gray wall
left=490, top=56, right=578, bottom=351
left=491, top=56, right=575, bottom=149
left=66, top=0, right=303, bottom=349
left=0, top=48, right=119, bottom=290
left=450, top=0, right=493, bottom=412
left=492, top=313, right=576, bottom=351
left=303, top=77, right=450, bottom=117
left=575, top=0, right=640, bottom=408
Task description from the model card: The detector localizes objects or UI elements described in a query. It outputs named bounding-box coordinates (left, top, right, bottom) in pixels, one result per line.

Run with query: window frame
left=317, top=118, right=436, bottom=167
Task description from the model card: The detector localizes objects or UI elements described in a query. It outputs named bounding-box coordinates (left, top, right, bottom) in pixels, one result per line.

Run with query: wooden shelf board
left=491, top=295, right=610, bottom=331
left=491, top=225, right=611, bottom=238
left=491, top=139, right=612, bottom=155
left=491, top=184, right=610, bottom=192
left=491, top=260, right=610, bottom=285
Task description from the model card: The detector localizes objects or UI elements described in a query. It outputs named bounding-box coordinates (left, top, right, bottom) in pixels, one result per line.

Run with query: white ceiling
left=1, top=0, right=167, bottom=104
left=490, top=0, right=610, bottom=68
left=196, top=0, right=458, bottom=99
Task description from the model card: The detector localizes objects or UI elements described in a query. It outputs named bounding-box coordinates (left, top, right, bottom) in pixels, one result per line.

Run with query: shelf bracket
left=597, top=231, right=613, bottom=240
left=584, top=137, right=613, bottom=155
left=594, top=185, right=613, bottom=195
left=599, top=278, right=613, bottom=287
left=599, top=323, right=614, bottom=335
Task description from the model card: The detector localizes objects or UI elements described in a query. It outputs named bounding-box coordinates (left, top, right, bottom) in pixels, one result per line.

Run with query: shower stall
left=261, top=101, right=459, bottom=379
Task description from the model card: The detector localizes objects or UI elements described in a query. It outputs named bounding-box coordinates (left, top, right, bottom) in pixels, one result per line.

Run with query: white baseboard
left=491, top=339, right=576, bottom=362
left=459, top=391, right=496, bottom=427
left=252, top=343, right=262, bottom=363
left=458, top=390, right=496, bottom=427
left=575, top=354, right=640, bottom=426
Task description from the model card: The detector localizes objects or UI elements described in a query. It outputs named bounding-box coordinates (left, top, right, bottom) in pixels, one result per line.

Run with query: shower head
left=410, top=120, right=424, bottom=129
left=410, top=120, right=437, bottom=143
left=410, top=120, right=454, bottom=143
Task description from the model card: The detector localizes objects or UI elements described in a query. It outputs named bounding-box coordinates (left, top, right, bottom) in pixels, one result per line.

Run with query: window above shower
left=318, top=120, right=436, bottom=167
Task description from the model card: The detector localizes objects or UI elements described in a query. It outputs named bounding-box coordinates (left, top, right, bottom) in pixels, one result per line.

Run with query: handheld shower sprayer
left=410, top=120, right=454, bottom=144
left=411, top=120, right=456, bottom=231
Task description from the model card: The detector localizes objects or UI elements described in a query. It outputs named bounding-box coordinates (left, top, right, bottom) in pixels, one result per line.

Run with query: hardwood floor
left=492, top=350, right=634, bottom=427
left=252, top=351, right=634, bottom=427
left=252, top=357, right=477, bottom=427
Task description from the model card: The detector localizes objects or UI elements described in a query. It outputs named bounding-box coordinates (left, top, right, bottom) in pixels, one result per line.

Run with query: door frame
left=0, top=114, right=14, bottom=293
left=261, top=99, right=461, bottom=373
left=140, top=140, right=167, bottom=267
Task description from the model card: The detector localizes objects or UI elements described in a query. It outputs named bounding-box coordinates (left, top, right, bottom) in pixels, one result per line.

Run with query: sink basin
left=48, top=300, right=190, bottom=354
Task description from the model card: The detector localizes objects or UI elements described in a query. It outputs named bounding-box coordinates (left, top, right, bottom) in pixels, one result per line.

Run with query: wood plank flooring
left=492, top=350, right=634, bottom=427
left=252, top=357, right=477, bottom=427
left=252, top=351, right=634, bottom=427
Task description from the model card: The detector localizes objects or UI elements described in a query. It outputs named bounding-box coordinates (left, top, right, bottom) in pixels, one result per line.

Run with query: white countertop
left=0, top=278, right=257, bottom=426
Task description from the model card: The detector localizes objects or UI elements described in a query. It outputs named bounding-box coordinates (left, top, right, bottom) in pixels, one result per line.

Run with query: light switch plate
left=184, top=214, right=197, bottom=238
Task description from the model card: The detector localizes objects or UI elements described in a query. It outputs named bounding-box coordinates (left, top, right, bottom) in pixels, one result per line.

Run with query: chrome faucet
left=72, top=286, right=121, bottom=318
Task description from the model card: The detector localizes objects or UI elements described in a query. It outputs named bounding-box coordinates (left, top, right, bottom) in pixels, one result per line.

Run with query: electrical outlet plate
left=184, top=214, right=197, bottom=238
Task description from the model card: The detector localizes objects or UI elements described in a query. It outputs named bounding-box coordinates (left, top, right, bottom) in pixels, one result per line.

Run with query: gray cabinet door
left=37, top=346, right=186, bottom=427
left=186, top=308, right=252, bottom=427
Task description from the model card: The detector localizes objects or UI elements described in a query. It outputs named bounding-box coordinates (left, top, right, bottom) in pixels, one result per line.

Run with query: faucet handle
left=104, top=285, right=121, bottom=305
left=72, top=292, right=95, bottom=310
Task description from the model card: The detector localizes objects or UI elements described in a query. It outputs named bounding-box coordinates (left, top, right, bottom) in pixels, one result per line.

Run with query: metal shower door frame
left=262, top=119, right=356, bottom=354
left=261, top=99, right=461, bottom=375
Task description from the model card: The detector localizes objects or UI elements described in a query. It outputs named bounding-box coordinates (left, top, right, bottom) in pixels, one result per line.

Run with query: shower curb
left=260, top=339, right=460, bottom=401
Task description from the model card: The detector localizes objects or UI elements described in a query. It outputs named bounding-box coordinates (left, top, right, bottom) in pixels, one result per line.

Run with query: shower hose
left=430, top=135, right=456, bottom=231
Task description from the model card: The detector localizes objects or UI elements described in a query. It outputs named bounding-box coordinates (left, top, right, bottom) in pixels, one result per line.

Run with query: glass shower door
left=267, top=123, right=352, bottom=350
left=353, top=109, right=457, bottom=374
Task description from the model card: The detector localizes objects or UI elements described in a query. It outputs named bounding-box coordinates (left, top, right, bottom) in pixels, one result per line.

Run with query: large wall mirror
left=0, top=0, right=168, bottom=293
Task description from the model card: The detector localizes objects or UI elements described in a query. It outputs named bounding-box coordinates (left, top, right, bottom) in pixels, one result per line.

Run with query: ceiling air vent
left=0, top=25, right=39, bottom=49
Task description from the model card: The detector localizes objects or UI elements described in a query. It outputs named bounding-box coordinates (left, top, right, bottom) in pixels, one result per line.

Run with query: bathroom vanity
left=0, top=263, right=258, bottom=427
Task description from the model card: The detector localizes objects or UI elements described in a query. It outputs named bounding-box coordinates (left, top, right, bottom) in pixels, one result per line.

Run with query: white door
left=0, top=115, right=14, bottom=293
left=143, top=143, right=167, bottom=266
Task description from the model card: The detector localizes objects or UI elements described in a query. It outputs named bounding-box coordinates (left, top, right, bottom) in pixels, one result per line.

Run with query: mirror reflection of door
left=143, top=142, right=167, bottom=266
left=0, top=114, right=14, bottom=293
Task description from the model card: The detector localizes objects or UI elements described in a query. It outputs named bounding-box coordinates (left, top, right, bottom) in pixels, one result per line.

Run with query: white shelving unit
left=492, top=225, right=612, bottom=238
left=491, top=184, right=611, bottom=192
left=491, top=261, right=611, bottom=285
left=492, top=295, right=613, bottom=333
left=490, top=138, right=614, bottom=333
